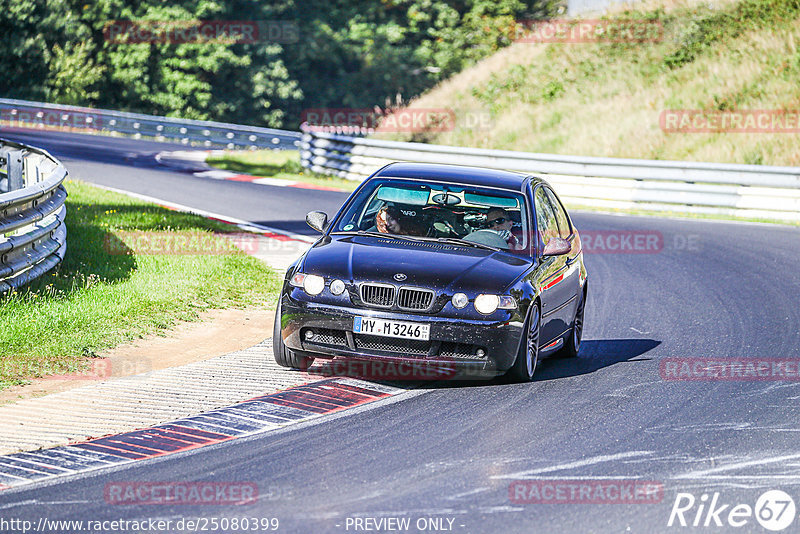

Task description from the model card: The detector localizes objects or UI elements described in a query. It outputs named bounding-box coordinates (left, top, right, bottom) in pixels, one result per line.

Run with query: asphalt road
left=2, top=128, right=800, bottom=533
left=1, top=128, right=345, bottom=236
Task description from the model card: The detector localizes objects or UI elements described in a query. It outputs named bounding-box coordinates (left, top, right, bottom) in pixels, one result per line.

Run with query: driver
left=485, top=208, right=523, bottom=250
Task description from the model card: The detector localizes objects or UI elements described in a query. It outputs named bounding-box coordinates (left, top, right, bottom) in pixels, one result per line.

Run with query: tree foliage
left=0, top=0, right=558, bottom=128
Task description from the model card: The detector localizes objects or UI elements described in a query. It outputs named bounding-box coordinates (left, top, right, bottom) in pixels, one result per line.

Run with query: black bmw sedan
left=273, top=162, right=587, bottom=382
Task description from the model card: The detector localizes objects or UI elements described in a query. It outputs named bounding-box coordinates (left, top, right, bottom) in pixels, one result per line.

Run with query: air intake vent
left=360, top=283, right=395, bottom=308
left=374, top=239, right=457, bottom=251
left=354, top=334, right=430, bottom=356
left=397, top=287, right=434, bottom=311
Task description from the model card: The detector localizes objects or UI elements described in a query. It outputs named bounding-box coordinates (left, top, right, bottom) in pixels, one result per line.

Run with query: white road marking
left=491, top=451, right=654, bottom=480
left=675, top=453, right=800, bottom=479
left=446, top=487, right=492, bottom=500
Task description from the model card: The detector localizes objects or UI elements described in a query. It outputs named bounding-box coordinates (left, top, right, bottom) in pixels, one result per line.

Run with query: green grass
left=381, top=0, right=800, bottom=166
left=0, top=180, right=282, bottom=390
left=206, top=150, right=360, bottom=191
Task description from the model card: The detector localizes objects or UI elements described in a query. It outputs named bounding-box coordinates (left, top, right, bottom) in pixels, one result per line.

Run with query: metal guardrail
left=0, top=98, right=302, bottom=151
left=301, top=128, right=800, bottom=222
left=0, top=138, right=68, bottom=293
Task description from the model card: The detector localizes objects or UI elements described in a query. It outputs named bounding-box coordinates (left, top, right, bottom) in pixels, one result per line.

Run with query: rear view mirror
left=542, top=237, right=571, bottom=257
left=306, top=211, right=328, bottom=233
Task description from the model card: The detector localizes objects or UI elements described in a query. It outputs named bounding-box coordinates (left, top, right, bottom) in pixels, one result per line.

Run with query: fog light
left=476, top=348, right=486, bottom=358
left=305, top=330, right=315, bottom=340
left=451, top=292, right=469, bottom=309
left=330, top=279, right=346, bottom=295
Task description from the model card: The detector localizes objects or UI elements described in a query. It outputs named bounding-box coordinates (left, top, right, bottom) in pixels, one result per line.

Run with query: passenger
left=485, top=208, right=523, bottom=250
left=374, top=205, right=427, bottom=237
left=375, top=205, right=403, bottom=234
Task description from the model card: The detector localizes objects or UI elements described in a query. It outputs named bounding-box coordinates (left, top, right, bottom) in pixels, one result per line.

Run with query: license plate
left=353, top=317, right=430, bottom=341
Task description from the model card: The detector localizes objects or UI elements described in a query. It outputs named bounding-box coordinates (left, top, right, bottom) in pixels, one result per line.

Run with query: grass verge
left=206, top=150, right=359, bottom=191
left=0, top=180, right=282, bottom=390
left=381, top=0, right=800, bottom=166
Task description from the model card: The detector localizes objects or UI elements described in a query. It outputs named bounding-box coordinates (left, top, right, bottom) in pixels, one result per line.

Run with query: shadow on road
left=534, top=337, right=660, bottom=381
left=302, top=338, right=661, bottom=390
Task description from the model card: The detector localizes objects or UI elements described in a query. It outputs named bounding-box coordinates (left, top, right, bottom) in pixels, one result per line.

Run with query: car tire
left=556, top=287, right=586, bottom=359
left=273, top=299, right=314, bottom=370
left=508, top=302, right=541, bottom=382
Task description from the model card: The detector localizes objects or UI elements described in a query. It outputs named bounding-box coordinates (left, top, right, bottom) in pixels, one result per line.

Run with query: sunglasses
left=488, top=217, right=508, bottom=226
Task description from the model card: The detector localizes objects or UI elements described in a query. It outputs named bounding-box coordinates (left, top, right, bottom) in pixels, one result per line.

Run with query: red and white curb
left=0, top=378, right=404, bottom=492
left=193, top=169, right=347, bottom=192
left=155, top=150, right=348, bottom=192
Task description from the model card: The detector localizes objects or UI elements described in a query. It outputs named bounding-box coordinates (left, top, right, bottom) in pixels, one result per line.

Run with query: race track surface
left=2, top=128, right=800, bottom=533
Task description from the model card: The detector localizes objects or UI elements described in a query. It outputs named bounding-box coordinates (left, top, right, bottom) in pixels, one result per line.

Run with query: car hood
left=300, top=235, right=532, bottom=293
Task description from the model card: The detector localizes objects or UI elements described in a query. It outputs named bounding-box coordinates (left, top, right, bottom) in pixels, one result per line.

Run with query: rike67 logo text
left=668, top=490, right=796, bottom=531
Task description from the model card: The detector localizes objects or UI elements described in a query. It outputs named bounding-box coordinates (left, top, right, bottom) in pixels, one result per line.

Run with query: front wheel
left=508, top=303, right=541, bottom=382
left=273, top=299, right=314, bottom=370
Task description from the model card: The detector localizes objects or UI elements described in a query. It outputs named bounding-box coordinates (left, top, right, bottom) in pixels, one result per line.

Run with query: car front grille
left=354, top=334, right=430, bottom=356
left=397, top=287, right=434, bottom=311
left=360, top=283, right=396, bottom=308
left=359, top=282, right=437, bottom=311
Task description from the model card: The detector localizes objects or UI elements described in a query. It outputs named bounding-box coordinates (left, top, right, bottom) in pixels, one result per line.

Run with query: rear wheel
left=508, top=302, right=540, bottom=382
left=273, top=299, right=314, bottom=370
left=556, top=287, right=586, bottom=359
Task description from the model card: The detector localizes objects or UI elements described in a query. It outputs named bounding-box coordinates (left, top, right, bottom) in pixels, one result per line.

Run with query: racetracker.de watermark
left=0, top=357, right=149, bottom=381
left=660, top=110, right=800, bottom=133
left=513, top=19, right=663, bottom=43
left=104, top=231, right=274, bottom=256
left=509, top=479, right=664, bottom=504
left=103, top=20, right=299, bottom=44
left=301, top=108, right=460, bottom=133
left=104, top=482, right=258, bottom=505
left=580, top=230, right=663, bottom=254
left=0, top=107, right=103, bottom=131
left=578, top=230, right=700, bottom=254
left=660, top=358, right=800, bottom=381
left=306, top=359, right=496, bottom=381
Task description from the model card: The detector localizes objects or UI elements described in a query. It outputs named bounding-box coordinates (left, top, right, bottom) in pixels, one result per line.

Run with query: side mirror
left=542, top=237, right=571, bottom=257
left=306, top=211, right=329, bottom=233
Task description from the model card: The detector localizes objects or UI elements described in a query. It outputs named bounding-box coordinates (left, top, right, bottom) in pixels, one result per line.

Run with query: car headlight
left=474, top=294, right=516, bottom=314
left=290, top=272, right=325, bottom=296
left=330, top=279, right=346, bottom=295
left=451, top=292, right=469, bottom=309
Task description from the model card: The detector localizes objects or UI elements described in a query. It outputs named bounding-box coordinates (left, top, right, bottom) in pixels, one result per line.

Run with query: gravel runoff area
left=0, top=339, right=326, bottom=455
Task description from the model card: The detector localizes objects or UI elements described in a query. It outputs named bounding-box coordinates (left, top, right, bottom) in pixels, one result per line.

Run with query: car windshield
left=331, top=178, right=531, bottom=254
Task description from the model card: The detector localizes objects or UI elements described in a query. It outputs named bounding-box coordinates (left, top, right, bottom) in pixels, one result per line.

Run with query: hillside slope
left=381, top=0, right=800, bottom=166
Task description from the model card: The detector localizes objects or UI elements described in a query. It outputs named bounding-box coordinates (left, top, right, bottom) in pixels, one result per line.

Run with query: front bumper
left=279, top=293, right=525, bottom=376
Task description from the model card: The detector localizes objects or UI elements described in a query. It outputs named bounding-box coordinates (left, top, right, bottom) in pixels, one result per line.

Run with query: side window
left=534, top=187, right=559, bottom=250
left=545, top=188, right=572, bottom=239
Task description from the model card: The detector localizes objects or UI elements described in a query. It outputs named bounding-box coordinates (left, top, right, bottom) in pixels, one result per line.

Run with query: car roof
left=372, top=162, right=542, bottom=192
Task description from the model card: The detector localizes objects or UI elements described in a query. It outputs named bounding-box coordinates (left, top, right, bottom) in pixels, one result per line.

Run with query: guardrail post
left=2, top=149, right=24, bottom=191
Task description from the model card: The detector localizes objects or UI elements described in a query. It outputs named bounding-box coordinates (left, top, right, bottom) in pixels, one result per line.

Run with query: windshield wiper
left=334, top=230, right=424, bottom=243
left=435, top=237, right=500, bottom=251
left=334, top=231, right=500, bottom=251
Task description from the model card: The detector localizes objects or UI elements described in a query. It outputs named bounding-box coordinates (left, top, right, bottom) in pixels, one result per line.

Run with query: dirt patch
left=0, top=306, right=274, bottom=405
